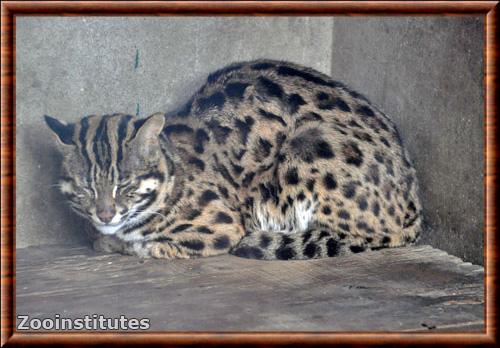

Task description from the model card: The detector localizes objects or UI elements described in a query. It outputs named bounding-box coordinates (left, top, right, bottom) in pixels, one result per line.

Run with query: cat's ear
left=134, top=113, right=165, bottom=140
left=131, top=113, right=165, bottom=155
left=44, top=115, right=75, bottom=146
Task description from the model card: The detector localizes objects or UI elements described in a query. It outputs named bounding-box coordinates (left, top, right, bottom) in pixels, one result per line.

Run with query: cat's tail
left=230, top=229, right=368, bottom=260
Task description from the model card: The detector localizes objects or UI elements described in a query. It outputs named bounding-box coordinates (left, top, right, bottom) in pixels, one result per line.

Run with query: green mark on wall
left=134, top=49, right=140, bottom=70
left=136, top=103, right=140, bottom=117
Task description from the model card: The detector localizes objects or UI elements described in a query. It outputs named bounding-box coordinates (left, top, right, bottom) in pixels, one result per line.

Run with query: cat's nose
left=96, top=206, right=116, bottom=224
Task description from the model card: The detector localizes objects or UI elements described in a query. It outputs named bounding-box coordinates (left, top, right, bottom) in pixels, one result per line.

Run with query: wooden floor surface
left=16, top=245, right=484, bottom=332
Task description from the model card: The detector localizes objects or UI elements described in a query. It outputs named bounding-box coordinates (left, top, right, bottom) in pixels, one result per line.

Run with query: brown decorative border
left=1, top=1, right=498, bottom=346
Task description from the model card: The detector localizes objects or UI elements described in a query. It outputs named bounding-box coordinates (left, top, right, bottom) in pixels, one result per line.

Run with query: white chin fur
left=97, top=224, right=123, bottom=235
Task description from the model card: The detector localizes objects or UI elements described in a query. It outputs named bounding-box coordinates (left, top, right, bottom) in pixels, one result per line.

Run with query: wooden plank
left=15, top=245, right=484, bottom=332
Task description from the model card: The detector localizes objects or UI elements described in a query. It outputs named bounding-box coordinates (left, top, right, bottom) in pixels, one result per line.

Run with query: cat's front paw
left=149, top=242, right=190, bottom=259
left=122, top=240, right=191, bottom=259
left=93, top=235, right=123, bottom=253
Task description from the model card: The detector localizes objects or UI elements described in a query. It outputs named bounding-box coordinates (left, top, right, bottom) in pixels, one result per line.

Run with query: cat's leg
left=122, top=205, right=245, bottom=259
left=93, top=234, right=126, bottom=254
left=121, top=237, right=191, bottom=259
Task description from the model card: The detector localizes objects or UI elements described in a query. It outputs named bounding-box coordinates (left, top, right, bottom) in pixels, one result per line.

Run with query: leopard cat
left=45, top=59, right=422, bottom=260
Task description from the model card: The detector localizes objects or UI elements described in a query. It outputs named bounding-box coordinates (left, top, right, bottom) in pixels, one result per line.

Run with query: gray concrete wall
left=16, top=17, right=334, bottom=248
left=16, top=17, right=484, bottom=265
left=330, top=17, right=484, bottom=265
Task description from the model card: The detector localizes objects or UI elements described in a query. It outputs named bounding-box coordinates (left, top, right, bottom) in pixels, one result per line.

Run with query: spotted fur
left=45, top=59, right=422, bottom=260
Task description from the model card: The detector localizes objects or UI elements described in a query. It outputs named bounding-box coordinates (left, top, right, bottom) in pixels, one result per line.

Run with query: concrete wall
left=16, top=17, right=484, bottom=265
left=330, top=17, right=484, bottom=265
left=16, top=17, right=334, bottom=248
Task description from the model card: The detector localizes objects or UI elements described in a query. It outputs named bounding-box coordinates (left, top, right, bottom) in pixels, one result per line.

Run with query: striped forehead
left=74, top=114, right=135, bottom=180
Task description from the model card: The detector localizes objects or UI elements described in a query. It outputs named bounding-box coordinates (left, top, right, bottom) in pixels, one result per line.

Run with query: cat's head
left=44, top=113, right=173, bottom=235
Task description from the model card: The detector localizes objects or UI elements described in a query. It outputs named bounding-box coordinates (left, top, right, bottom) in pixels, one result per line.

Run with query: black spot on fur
left=282, top=235, right=294, bottom=245
left=225, top=82, right=250, bottom=99
left=217, top=186, right=229, bottom=199
left=194, top=129, right=210, bottom=154
left=357, top=197, right=368, bottom=211
left=214, top=212, right=233, bottom=224
left=315, top=92, right=351, bottom=112
left=357, top=105, right=375, bottom=117
left=287, top=93, right=306, bottom=114
left=212, top=154, right=240, bottom=189
left=185, top=209, right=201, bottom=221
left=171, top=224, right=193, bottom=234
left=260, top=234, right=272, bottom=248
left=342, top=141, right=364, bottom=167
left=349, top=119, right=363, bottom=128
left=197, top=226, right=214, bottom=234
left=242, top=171, right=255, bottom=186
left=232, top=148, right=247, bottom=161
left=251, top=62, right=275, bottom=70
left=207, top=120, right=232, bottom=145
left=408, top=201, right=417, bottom=212
left=234, top=116, right=254, bottom=145
left=350, top=245, right=365, bottom=253
left=326, top=238, right=340, bottom=257
left=258, top=108, right=286, bottom=127
left=276, top=246, right=296, bottom=260
left=230, top=161, right=244, bottom=176
left=254, top=137, right=273, bottom=159
left=213, top=235, right=231, bottom=250
left=372, top=201, right=380, bottom=217
left=368, top=164, right=380, bottom=186
left=180, top=239, right=205, bottom=251
left=297, top=191, right=306, bottom=201
left=258, top=76, right=285, bottom=100
left=164, top=124, right=194, bottom=136
left=306, top=179, right=316, bottom=192
left=323, top=173, right=337, bottom=190
left=277, top=65, right=343, bottom=88
left=356, top=221, right=371, bottom=232
left=380, top=136, right=391, bottom=148
left=338, top=210, right=350, bottom=220
left=304, top=243, right=318, bottom=258
left=342, top=182, right=357, bottom=199
left=198, top=190, right=219, bottom=206
left=290, top=129, right=334, bottom=163
left=244, top=197, right=254, bottom=209
left=374, top=152, right=384, bottom=164
left=315, top=140, right=335, bottom=159
left=382, top=236, right=391, bottom=244
left=198, top=91, right=226, bottom=112
left=322, top=206, right=332, bottom=215
left=353, top=130, right=373, bottom=144
left=233, top=245, right=264, bottom=259
left=388, top=206, right=395, bottom=216
left=259, top=183, right=272, bottom=203
left=296, top=112, right=323, bottom=128
left=302, top=230, right=313, bottom=244
left=285, top=167, right=300, bottom=185
left=188, top=157, right=205, bottom=171
left=339, top=223, right=350, bottom=232
left=318, top=230, right=330, bottom=240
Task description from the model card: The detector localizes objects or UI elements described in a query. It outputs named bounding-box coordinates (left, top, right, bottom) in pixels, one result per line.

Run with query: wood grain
left=14, top=245, right=485, bottom=337
left=1, top=0, right=498, bottom=346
